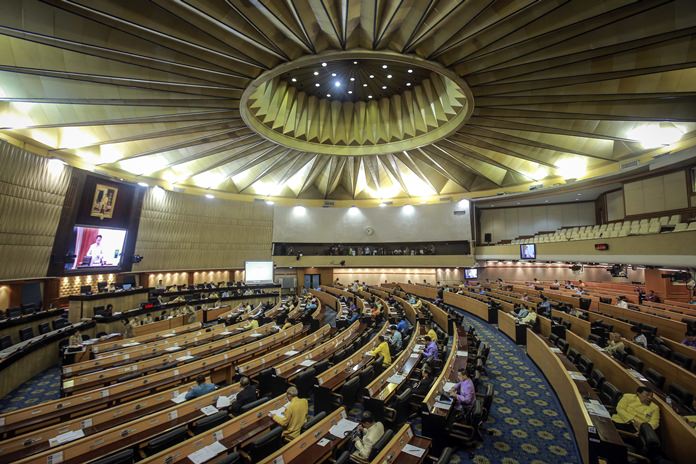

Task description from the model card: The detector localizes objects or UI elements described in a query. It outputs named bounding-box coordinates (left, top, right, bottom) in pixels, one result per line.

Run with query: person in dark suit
left=230, top=376, right=257, bottom=415
left=411, top=365, right=434, bottom=396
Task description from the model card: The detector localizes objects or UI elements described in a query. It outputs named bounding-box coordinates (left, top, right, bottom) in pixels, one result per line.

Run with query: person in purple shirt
left=422, top=335, right=438, bottom=366
left=449, top=368, right=475, bottom=411
left=682, top=333, right=696, bottom=348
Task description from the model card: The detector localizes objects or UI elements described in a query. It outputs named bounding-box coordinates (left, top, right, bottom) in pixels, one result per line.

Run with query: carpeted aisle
left=0, top=366, right=61, bottom=413
left=445, top=306, right=582, bottom=464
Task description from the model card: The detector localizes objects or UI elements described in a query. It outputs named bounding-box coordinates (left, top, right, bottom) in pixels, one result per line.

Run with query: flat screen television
left=464, top=268, right=478, bottom=279
left=65, top=226, right=127, bottom=271
left=520, top=244, right=536, bottom=260
left=245, top=261, right=274, bottom=283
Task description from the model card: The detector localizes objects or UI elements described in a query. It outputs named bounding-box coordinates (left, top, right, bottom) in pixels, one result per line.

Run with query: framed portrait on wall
left=91, top=183, right=118, bottom=219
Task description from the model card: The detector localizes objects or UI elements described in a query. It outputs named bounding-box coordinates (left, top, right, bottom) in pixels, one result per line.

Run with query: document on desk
left=317, top=437, right=331, bottom=447
left=187, top=441, right=227, bottom=464
left=171, top=392, right=188, bottom=404
left=200, top=405, right=219, bottom=416
left=402, top=444, right=426, bottom=458
left=568, top=371, right=586, bottom=381
left=48, top=429, right=85, bottom=447
left=299, top=359, right=316, bottom=367
left=329, top=418, right=359, bottom=438
left=443, top=382, right=457, bottom=392
left=584, top=399, right=611, bottom=418
left=387, top=374, right=405, bottom=384
left=269, top=404, right=288, bottom=418
left=413, top=344, right=424, bottom=353
left=456, top=350, right=468, bottom=357
left=549, top=347, right=562, bottom=353
left=434, top=400, right=452, bottom=411
left=410, top=353, right=420, bottom=358
left=121, top=342, right=140, bottom=347
left=627, top=368, right=648, bottom=382
left=165, top=346, right=182, bottom=352
left=284, top=350, right=300, bottom=356
left=216, top=395, right=231, bottom=408
left=161, top=333, right=176, bottom=338
left=176, top=355, right=195, bottom=362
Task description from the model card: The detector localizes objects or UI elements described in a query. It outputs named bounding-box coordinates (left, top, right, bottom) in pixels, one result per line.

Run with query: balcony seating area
left=509, top=215, right=695, bottom=245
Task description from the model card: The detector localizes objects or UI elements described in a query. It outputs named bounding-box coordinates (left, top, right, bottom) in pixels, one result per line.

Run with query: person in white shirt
left=86, top=234, right=104, bottom=266
left=616, top=297, right=629, bottom=309
left=352, top=411, right=385, bottom=459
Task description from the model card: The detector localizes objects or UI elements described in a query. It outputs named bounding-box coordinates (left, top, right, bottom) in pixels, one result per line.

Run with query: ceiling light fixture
left=382, top=86, right=387, bottom=89
left=368, top=95, right=373, bottom=99
left=353, top=61, right=358, bottom=64
left=321, top=62, right=327, bottom=67
left=334, top=81, right=341, bottom=87
left=205, top=193, right=215, bottom=199
left=362, top=83, right=367, bottom=87
left=348, top=91, right=353, bottom=94
left=406, top=82, right=411, bottom=86
left=313, top=71, right=319, bottom=76
left=382, top=65, right=388, bottom=69
left=369, top=74, right=374, bottom=78
left=315, top=83, right=320, bottom=87
left=387, top=74, right=392, bottom=78
left=265, top=200, right=274, bottom=205
left=331, top=72, right=337, bottom=77
left=137, top=182, right=149, bottom=187
left=326, top=94, right=331, bottom=97
left=350, top=77, right=355, bottom=81
left=291, top=78, right=297, bottom=82
left=407, top=69, right=413, bottom=73
left=627, top=124, right=684, bottom=149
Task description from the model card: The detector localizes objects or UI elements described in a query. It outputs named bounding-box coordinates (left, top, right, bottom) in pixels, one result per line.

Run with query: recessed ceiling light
left=379, top=202, right=387, bottom=207
left=326, top=93, right=331, bottom=97
left=334, top=81, right=341, bottom=87
left=362, top=83, right=367, bottom=87
left=406, top=82, right=411, bottom=86
left=382, top=85, right=387, bottom=89
left=407, top=69, right=413, bottom=73
left=348, top=90, right=353, bottom=94
left=137, top=182, right=148, bottom=187
left=313, top=71, right=319, bottom=76
left=349, top=77, right=355, bottom=82
left=368, top=95, right=373, bottom=99
left=331, top=72, right=337, bottom=77
left=315, top=83, right=320, bottom=87
left=265, top=200, right=274, bottom=205
left=205, top=193, right=215, bottom=199
left=387, top=74, right=392, bottom=78
left=321, top=62, right=327, bottom=67
left=353, top=61, right=358, bottom=64
left=291, top=78, right=297, bottom=82
left=369, top=74, right=374, bottom=78
left=382, top=64, right=388, bottom=69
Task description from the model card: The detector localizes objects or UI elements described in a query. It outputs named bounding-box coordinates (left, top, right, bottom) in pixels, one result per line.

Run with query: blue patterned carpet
left=0, top=367, right=61, bottom=413
left=442, top=306, right=582, bottom=464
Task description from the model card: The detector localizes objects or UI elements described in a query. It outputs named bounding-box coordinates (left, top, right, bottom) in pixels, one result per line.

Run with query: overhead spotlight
left=353, top=61, right=358, bottom=64
left=350, top=77, right=355, bottom=82
left=406, top=82, right=412, bottom=86
left=368, top=95, right=373, bottom=99
left=326, top=93, right=331, bottom=97
left=315, top=83, right=320, bottom=87
left=137, top=182, right=148, bottom=187
left=291, top=78, right=297, bottom=82
left=362, top=83, right=367, bottom=87
left=313, top=71, right=319, bottom=76
left=402, top=204, right=415, bottom=215
left=382, top=64, right=388, bottom=69
left=265, top=200, right=274, bottom=205
left=348, top=91, right=353, bottom=94
left=321, top=62, right=327, bottom=67
left=382, top=86, right=387, bottom=89
left=331, top=72, right=337, bottom=77
left=407, top=69, right=413, bottom=73
left=387, top=74, right=392, bottom=78
left=334, top=81, right=341, bottom=87
left=369, top=74, right=374, bottom=78
left=205, top=193, right=215, bottom=199
left=379, top=202, right=387, bottom=207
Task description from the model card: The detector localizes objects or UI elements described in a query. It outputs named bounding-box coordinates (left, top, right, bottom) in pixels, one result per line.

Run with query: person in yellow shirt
left=424, top=323, right=438, bottom=343
left=605, top=332, right=625, bottom=355
left=519, top=307, right=537, bottom=326
left=243, top=317, right=259, bottom=330
left=612, top=387, right=660, bottom=431
left=368, top=335, right=392, bottom=366
left=412, top=298, right=423, bottom=311
left=272, top=386, right=308, bottom=440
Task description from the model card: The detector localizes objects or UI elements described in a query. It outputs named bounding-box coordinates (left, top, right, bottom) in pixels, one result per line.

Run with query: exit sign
left=594, top=243, right=609, bottom=251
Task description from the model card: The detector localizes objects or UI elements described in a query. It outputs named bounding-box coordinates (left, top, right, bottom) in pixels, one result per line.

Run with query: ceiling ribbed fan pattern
left=0, top=0, right=695, bottom=201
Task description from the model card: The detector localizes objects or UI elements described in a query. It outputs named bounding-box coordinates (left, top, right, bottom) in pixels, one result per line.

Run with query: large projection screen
left=245, top=261, right=274, bottom=283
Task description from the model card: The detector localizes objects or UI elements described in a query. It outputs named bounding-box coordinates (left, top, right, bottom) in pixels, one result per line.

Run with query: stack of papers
left=171, top=392, right=188, bottom=404
left=413, top=344, right=424, bottom=353
left=176, top=355, right=195, bottom=362
left=402, top=444, right=426, bottom=458
left=269, top=404, right=288, bottom=417
left=568, top=371, right=587, bottom=381
left=329, top=418, right=359, bottom=438
left=584, top=399, right=611, bottom=418
left=216, top=396, right=231, bottom=408
left=299, top=359, right=316, bottom=367
left=165, top=346, right=182, bottom=352
left=284, top=350, right=300, bottom=356
left=187, top=441, right=227, bottom=464
left=589, top=343, right=605, bottom=351
left=48, top=430, right=84, bottom=447
left=409, top=353, right=420, bottom=358
left=200, top=405, right=219, bottom=416
left=456, top=350, right=468, bottom=357
left=386, top=374, right=405, bottom=384
left=443, top=382, right=456, bottom=392
left=434, top=400, right=452, bottom=411
left=627, top=369, right=648, bottom=382
left=317, top=438, right=331, bottom=447
left=549, top=347, right=562, bottom=353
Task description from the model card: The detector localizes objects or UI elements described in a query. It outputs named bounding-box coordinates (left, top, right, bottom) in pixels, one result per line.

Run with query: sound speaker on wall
left=484, top=233, right=492, bottom=243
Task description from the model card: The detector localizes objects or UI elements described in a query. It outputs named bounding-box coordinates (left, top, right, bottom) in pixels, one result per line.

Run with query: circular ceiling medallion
left=240, top=50, right=474, bottom=156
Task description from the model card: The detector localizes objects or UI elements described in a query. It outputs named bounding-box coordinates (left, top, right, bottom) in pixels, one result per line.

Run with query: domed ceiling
left=0, top=0, right=695, bottom=203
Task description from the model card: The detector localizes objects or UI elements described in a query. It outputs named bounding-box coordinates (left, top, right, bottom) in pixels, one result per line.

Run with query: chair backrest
left=359, top=365, right=375, bottom=387
left=654, top=344, right=672, bottom=359
left=240, top=396, right=270, bottom=414
left=332, top=349, right=346, bottom=364
left=90, top=448, right=135, bottom=464
left=625, top=355, right=644, bottom=372
left=600, top=382, right=622, bottom=407
left=549, top=333, right=559, bottom=345
left=295, top=367, right=316, bottom=399
left=19, top=327, right=34, bottom=341
left=313, top=359, right=329, bottom=374
left=247, top=426, right=283, bottom=462
left=391, top=388, right=412, bottom=424
left=671, top=352, right=692, bottom=370
left=216, top=452, right=241, bottom=464
left=191, top=411, right=229, bottom=434
left=588, top=369, right=605, bottom=390
left=368, top=429, right=395, bottom=460
left=667, top=384, right=694, bottom=407
left=436, top=447, right=455, bottom=464
left=339, top=376, right=361, bottom=408
left=38, top=322, right=51, bottom=335
left=556, top=338, right=569, bottom=353
left=256, top=368, right=276, bottom=396
left=301, top=411, right=326, bottom=433
left=566, top=348, right=580, bottom=363
left=334, top=450, right=350, bottom=464
left=643, top=368, right=666, bottom=389
left=143, top=426, right=189, bottom=455
left=7, top=307, right=22, bottom=318
left=577, top=355, right=593, bottom=376
left=0, top=335, right=12, bottom=349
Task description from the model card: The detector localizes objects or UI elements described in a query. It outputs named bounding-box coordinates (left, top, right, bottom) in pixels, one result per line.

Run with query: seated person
left=682, top=333, right=696, bottom=348
left=449, top=368, right=475, bottom=412
left=411, top=365, right=434, bottom=396
left=348, top=308, right=360, bottom=324
left=272, top=386, right=308, bottom=440
left=388, top=325, right=402, bottom=351
left=412, top=298, right=423, bottom=311
left=644, top=290, right=660, bottom=303
left=243, top=317, right=259, bottom=330
left=396, top=316, right=411, bottom=333
left=142, top=313, right=154, bottom=325
left=230, top=376, right=257, bottom=414
left=616, top=296, right=629, bottom=309
left=68, top=332, right=83, bottom=347
left=605, top=332, right=625, bottom=355
left=612, top=386, right=660, bottom=431
left=185, top=375, right=217, bottom=400
left=424, top=323, right=438, bottom=343
left=351, top=411, right=385, bottom=460
left=512, top=305, right=529, bottom=319
left=631, top=325, right=648, bottom=348
left=537, top=296, right=551, bottom=313
left=368, top=335, right=392, bottom=366
left=422, top=335, right=439, bottom=364
left=518, top=307, right=537, bottom=326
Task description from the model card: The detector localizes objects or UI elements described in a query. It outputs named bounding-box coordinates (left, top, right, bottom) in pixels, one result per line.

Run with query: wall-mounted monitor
left=65, top=226, right=127, bottom=271
left=245, top=261, right=274, bottom=283
left=520, top=244, right=536, bottom=260
left=464, top=268, right=478, bottom=279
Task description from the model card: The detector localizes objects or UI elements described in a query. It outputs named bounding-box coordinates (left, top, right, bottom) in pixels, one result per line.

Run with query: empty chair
left=587, top=333, right=603, bottom=345
left=654, top=344, right=672, bottom=359
left=0, top=335, right=12, bottom=349
left=359, top=365, right=375, bottom=387
left=667, top=384, right=694, bottom=409
left=385, top=388, right=412, bottom=426
left=300, top=411, right=326, bottom=433
left=256, top=368, right=276, bottom=396
left=91, top=449, right=135, bottom=464
left=216, top=452, right=241, bottom=464
left=588, top=368, right=605, bottom=390
left=549, top=333, right=559, bottom=345
left=436, top=447, right=455, bottom=464
left=295, top=367, right=316, bottom=399
left=643, top=368, right=666, bottom=389
left=142, top=426, right=189, bottom=456
left=52, top=318, right=70, bottom=330
left=566, top=348, right=580, bottom=364
left=332, top=349, right=347, bottom=364
left=625, top=355, right=644, bottom=372
left=673, top=223, right=688, bottom=232
left=242, top=426, right=283, bottom=462
left=190, top=411, right=229, bottom=434
left=38, top=322, right=51, bottom=335
left=19, top=327, right=34, bottom=341
left=239, top=396, right=269, bottom=414
left=7, top=307, right=22, bottom=318
left=557, top=338, right=569, bottom=353
left=670, top=352, right=692, bottom=370
left=335, top=450, right=351, bottom=464
left=576, top=355, right=594, bottom=376
left=313, top=359, right=329, bottom=374
left=669, top=214, right=681, bottom=225
left=599, top=382, right=622, bottom=408
left=338, top=376, right=361, bottom=409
